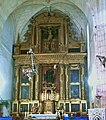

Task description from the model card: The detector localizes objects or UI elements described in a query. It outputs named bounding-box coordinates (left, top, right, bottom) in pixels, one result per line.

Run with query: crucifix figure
left=48, top=29, right=53, bottom=50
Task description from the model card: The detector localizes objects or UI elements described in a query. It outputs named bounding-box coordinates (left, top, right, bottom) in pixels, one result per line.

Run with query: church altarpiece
left=12, top=12, right=88, bottom=115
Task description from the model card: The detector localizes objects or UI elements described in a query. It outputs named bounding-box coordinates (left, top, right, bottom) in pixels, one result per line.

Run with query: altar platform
left=24, top=114, right=60, bottom=120
left=24, top=113, right=89, bottom=120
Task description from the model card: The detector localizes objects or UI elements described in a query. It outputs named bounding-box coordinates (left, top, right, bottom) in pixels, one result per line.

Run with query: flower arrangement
left=59, top=104, right=64, bottom=110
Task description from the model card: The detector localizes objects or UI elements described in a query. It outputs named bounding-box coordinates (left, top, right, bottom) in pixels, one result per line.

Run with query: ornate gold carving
left=35, top=64, right=39, bottom=100
left=15, top=65, right=20, bottom=100
left=65, top=64, right=69, bottom=100
left=81, top=64, right=85, bottom=100
left=60, top=64, right=64, bottom=100
left=12, top=11, right=87, bottom=114
left=13, top=53, right=86, bottom=65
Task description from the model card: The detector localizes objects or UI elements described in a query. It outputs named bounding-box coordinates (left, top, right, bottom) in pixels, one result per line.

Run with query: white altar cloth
left=28, top=114, right=58, bottom=119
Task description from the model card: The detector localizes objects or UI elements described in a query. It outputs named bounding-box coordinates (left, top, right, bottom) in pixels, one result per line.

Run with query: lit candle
left=25, top=112, right=26, bottom=117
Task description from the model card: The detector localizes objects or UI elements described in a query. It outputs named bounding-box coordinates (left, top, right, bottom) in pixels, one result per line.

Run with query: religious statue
left=48, top=29, right=53, bottom=50
left=44, top=67, right=55, bottom=83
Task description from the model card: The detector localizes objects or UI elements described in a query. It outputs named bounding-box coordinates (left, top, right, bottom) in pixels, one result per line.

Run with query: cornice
left=13, top=53, right=87, bottom=65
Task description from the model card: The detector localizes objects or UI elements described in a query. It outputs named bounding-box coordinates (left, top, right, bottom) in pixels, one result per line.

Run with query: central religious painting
left=40, top=26, right=59, bottom=53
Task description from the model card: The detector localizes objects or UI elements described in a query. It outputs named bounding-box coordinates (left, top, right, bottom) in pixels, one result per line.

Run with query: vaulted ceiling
left=0, top=0, right=95, bottom=43
left=0, top=0, right=105, bottom=55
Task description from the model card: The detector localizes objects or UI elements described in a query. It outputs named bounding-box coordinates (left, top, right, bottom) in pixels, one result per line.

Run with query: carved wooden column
left=36, top=23, right=39, bottom=43
left=35, top=64, right=39, bottom=100
left=60, top=64, right=64, bottom=100
left=61, top=22, right=64, bottom=44
left=61, top=22, right=64, bottom=52
left=64, top=21, right=68, bottom=45
left=15, top=65, right=20, bottom=100
left=65, top=64, right=69, bottom=100
left=58, top=28, right=62, bottom=52
left=32, top=24, right=35, bottom=45
left=38, top=28, right=41, bottom=53
left=63, top=64, right=66, bottom=100
left=30, top=78, right=33, bottom=100
left=35, top=22, right=39, bottom=53
left=64, top=21, right=68, bottom=52
left=81, top=64, right=85, bottom=100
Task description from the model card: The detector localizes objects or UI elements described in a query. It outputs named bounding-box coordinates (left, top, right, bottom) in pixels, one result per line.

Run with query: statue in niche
left=44, top=67, right=55, bottom=84
left=48, top=29, right=53, bottom=51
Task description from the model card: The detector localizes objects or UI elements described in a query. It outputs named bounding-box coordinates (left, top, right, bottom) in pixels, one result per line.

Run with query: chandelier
left=22, top=48, right=37, bottom=80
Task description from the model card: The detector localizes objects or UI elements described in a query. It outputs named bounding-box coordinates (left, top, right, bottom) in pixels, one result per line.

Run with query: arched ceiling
left=0, top=0, right=95, bottom=44
left=14, top=0, right=89, bottom=41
